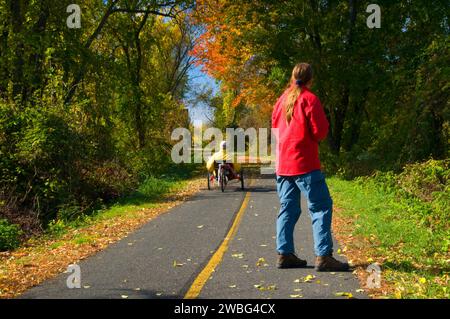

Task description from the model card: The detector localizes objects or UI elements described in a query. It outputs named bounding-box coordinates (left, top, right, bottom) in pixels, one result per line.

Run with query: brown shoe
left=315, top=255, right=350, bottom=272
left=278, top=254, right=307, bottom=269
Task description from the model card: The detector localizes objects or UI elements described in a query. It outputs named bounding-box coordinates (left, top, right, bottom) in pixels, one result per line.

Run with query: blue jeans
left=276, top=170, right=333, bottom=257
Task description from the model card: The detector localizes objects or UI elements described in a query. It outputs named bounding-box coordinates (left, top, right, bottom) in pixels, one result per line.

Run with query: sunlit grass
left=328, top=177, right=449, bottom=299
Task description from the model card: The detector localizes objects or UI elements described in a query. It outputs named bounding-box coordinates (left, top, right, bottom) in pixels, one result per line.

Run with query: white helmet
left=220, top=141, right=227, bottom=150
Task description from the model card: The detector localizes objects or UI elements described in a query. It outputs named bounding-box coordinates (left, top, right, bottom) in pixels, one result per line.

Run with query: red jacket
left=272, top=86, right=329, bottom=176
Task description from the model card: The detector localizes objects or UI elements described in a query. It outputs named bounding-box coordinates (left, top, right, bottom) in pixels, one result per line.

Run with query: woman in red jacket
left=272, top=63, right=349, bottom=272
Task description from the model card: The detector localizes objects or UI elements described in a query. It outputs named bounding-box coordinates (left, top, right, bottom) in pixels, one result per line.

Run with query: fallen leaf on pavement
left=256, top=258, right=268, bottom=267
left=303, top=275, right=316, bottom=283
left=335, top=292, right=354, bottom=299
left=254, top=284, right=277, bottom=291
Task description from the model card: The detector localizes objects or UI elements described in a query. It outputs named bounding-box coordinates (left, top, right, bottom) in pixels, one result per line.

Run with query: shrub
left=138, top=177, right=175, bottom=199
left=0, top=219, right=23, bottom=251
left=397, top=159, right=449, bottom=202
left=80, top=161, right=137, bottom=202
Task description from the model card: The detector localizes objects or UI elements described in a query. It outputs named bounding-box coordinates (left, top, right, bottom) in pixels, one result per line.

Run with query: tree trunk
left=9, top=0, right=26, bottom=100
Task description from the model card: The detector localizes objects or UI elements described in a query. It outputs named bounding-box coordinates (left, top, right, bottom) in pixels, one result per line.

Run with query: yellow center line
left=184, top=188, right=252, bottom=299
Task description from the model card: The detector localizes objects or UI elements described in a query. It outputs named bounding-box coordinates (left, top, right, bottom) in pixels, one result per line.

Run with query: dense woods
left=0, top=0, right=448, bottom=250
left=192, top=0, right=449, bottom=175
left=0, top=0, right=194, bottom=234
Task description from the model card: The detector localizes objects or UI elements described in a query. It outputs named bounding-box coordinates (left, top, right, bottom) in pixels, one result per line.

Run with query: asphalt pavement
left=21, top=175, right=367, bottom=299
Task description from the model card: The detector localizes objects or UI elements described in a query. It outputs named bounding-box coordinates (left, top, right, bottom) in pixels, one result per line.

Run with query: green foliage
left=397, top=159, right=449, bottom=202
left=328, top=159, right=449, bottom=298
left=196, top=0, right=449, bottom=175
left=0, top=1, right=194, bottom=236
left=138, top=177, right=179, bottom=200
left=0, top=219, right=23, bottom=251
left=46, top=219, right=68, bottom=237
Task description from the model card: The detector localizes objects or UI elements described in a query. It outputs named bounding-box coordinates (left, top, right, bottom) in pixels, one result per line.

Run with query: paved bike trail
left=21, top=176, right=367, bottom=299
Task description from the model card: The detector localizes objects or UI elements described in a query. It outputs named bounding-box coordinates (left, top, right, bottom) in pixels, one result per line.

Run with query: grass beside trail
left=0, top=173, right=203, bottom=298
left=328, top=174, right=449, bottom=299
left=46, top=176, right=192, bottom=237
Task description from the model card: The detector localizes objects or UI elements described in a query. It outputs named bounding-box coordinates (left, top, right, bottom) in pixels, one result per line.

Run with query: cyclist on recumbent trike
left=206, top=141, right=244, bottom=191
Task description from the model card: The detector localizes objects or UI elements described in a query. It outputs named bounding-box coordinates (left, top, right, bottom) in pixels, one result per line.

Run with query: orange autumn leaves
left=191, top=0, right=277, bottom=121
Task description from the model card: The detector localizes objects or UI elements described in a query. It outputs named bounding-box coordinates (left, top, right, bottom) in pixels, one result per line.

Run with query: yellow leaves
left=121, top=295, right=129, bottom=299
left=294, top=275, right=317, bottom=284
left=231, top=253, right=244, bottom=259
left=290, top=294, right=303, bottom=298
left=303, top=275, right=316, bottom=283
left=335, top=292, right=354, bottom=299
left=173, top=260, right=184, bottom=268
left=229, top=285, right=237, bottom=289
left=254, top=284, right=277, bottom=291
left=256, top=258, right=268, bottom=267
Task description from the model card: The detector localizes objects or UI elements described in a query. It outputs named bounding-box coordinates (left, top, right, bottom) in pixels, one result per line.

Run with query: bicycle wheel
left=207, top=172, right=211, bottom=190
left=220, top=168, right=226, bottom=192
